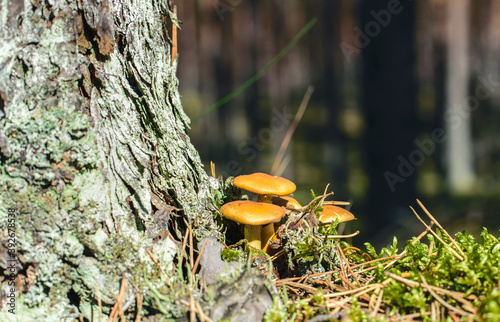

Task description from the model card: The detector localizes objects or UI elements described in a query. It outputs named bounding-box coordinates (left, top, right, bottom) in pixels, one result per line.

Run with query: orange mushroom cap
left=318, top=205, right=356, bottom=223
left=220, top=200, right=286, bottom=226
left=272, top=195, right=302, bottom=209
left=233, top=173, right=296, bottom=196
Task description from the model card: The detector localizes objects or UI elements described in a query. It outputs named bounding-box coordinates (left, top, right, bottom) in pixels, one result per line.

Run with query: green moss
left=221, top=247, right=243, bottom=262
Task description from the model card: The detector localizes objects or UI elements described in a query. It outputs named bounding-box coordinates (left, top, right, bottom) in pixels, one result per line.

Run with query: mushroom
left=318, top=205, right=356, bottom=224
left=233, top=172, right=296, bottom=203
left=220, top=200, right=285, bottom=250
left=272, top=195, right=301, bottom=210
left=233, top=173, right=296, bottom=245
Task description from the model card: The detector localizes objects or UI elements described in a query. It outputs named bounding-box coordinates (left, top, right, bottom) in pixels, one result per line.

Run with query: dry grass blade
left=431, top=300, right=438, bottom=321
left=419, top=273, right=470, bottom=316
left=274, top=154, right=291, bottom=178
left=413, top=221, right=436, bottom=244
left=369, top=289, right=384, bottom=318
left=322, top=183, right=330, bottom=197
left=97, top=286, right=102, bottom=322
left=270, top=85, right=314, bottom=175
left=368, top=287, right=377, bottom=311
left=449, top=312, right=461, bottom=322
left=321, top=284, right=383, bottom=299
left=171, top=5, right=178, bottom=66
left=416, top=199, right=466, bottom=259
left=190, top=292, right=195, bottom=322
left=179, top=228, right=190, bottom=269
left=282, top=281, right=320, bottom=295
left=178, top=298, right=214, bottom=322
left=324, top=201, right=351, bottom=206
left=135, top=292, right=142, bottom=322
left=146, top=248, right=172, bottom=287
left=325, top=284, right=382, bottom=309
left=390, top=312, right=430, bottom=321
left=299, top=191, right=335, bottom=213
left=373, top=289, right=384, bottom=312
left=195, top=300, right=213, bottom=322
left=270, top=248, right=286, bottom=262
left=335, top=241, right=348, bottom=289
left=276, top=254, right=403, bottom=284
left=410, top=206, right=464, bottom=261
left=336, top=241, right=361, bottom=286
left=189, top=223, right=194, bottom=275
left=323, top=231, right=360, bottom=239
left=192, top=238, right=209, bottom=276
left=108, top=274, right=127, bottom=322
left=210, top=161, right=216, bottom=178
left=385, top=272, right=476, bottom=313
left=380, top=222, right=436, bottom=271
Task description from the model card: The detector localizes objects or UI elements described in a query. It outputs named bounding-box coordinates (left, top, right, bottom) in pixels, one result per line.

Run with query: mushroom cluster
left=220, top=173, right=296, bottom=250
left=219, top=172, right=357, bottom=253
left=220, top=200, right=285, bottom=250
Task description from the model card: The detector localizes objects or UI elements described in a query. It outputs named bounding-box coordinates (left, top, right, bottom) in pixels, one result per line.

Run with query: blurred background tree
left=177, top=0, right=500, bottom=248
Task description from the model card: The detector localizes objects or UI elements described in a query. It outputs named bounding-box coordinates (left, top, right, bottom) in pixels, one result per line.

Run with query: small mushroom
left=233, top=172, right=296, bottom=203
left=220, top=200, right=285, bottom=250
left=272, top=195, right=302, bottom=210
left=318, top=205, right=356, bottom=224
left=233, top=173, right=296, bottom=244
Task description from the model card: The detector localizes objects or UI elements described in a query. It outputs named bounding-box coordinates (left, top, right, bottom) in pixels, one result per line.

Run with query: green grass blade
left=191, top=17, right=318, bottom=123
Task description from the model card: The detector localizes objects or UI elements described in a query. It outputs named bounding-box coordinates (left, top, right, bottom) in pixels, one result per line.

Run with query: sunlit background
left=176, top=0, right=500, bottom=248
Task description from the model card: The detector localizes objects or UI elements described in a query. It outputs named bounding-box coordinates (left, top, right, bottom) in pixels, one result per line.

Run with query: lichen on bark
left=0, top=0, right=221, bottom=320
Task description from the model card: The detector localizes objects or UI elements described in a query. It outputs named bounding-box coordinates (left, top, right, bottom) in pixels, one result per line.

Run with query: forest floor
left=110, top=192, right=500, bottom=322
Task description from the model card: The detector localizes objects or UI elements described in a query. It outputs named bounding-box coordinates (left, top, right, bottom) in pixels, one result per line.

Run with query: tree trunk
left=445, top=0, right=474, bottom=194
left=0, top=0, right=220, bottom=320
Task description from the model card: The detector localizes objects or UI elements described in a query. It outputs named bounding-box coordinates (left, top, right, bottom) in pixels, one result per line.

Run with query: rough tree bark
left=0, top=0, right=221, bottom=320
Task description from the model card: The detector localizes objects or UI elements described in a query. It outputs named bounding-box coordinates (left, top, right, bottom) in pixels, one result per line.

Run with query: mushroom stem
left=258, top=194, right=273, bottom=203
left=262, top=232, right=279, bottom=254
left=244, top=225, right=262, bottom=250
left=261, top=223, right=276, bottom=251
left=257, top=194, right=276, bottom=252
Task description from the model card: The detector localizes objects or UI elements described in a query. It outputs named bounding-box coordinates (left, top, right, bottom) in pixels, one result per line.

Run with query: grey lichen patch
left=0, top=1, right=94, bottom=313
left=208, top=269, right=281, bottom=322
left=0, top=293, right=78, bottom=322
left=0, top=0, right=222, bottom=320
left=198, top=236, right=239, bottom=285
left=77, top=257, right=117, bottom=305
